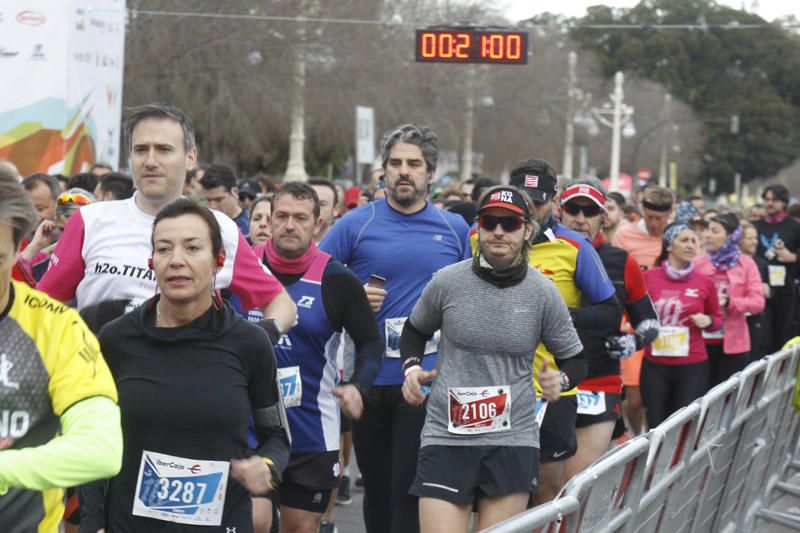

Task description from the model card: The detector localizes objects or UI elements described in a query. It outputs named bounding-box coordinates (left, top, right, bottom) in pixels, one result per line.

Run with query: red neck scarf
left=263, top=238, right=320, bottom=275
left=592, top=232, right=604, bottom=248
left=764, top=211, right=787, bottom=225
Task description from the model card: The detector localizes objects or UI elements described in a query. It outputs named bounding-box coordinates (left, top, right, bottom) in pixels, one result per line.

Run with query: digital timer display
left=415, top=28, right=529, bottom=65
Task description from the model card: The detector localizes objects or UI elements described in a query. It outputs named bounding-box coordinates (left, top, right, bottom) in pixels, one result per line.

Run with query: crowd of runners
left=0, top=103, right=798, bottom=533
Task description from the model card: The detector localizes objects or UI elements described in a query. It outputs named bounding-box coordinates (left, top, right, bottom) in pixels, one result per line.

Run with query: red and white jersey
left=38, top=194, right=282, bottom=311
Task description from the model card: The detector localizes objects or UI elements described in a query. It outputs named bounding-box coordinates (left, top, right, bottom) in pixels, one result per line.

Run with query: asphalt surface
left=324, top=472, right=367, bottom=533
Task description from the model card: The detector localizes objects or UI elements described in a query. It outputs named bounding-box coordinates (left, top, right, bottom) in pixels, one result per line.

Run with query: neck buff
left=709, top=225, right=742, bottom=271
left=663, top=259, right=694, bottom=281
left=471, top=249, right=528, bottom=288
left=764, top=211, right=787, bottom=225
left=264, top=238, right=319, bottom=275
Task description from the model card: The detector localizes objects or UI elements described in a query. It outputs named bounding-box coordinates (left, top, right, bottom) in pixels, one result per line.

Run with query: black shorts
left=575, top=391, right=622, bottom=429
left=539, top=396, right=578, bottom=463
left=274, top=451, right=340, bottom=512
left=410, top=445, right=539, bottom=505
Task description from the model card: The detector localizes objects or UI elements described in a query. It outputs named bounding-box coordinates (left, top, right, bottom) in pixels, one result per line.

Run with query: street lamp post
left=586, top=72, right=635, bottom=192
left=562, top=51, right=577, bottom=180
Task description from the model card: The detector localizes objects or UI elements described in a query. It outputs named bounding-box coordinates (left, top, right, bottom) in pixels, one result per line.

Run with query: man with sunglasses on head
left=558, top=178, right=659, bottom=482
left=506, top=159, right=620, bottom=505
left=401, top=185, right=585, bottom=532
left=320, top=123, right=470, bottom=533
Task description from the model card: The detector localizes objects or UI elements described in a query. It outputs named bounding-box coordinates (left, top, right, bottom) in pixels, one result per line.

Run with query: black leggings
left=352, top=384, right=426, bottom=533
left=706, top=344, right=748, bottom=388
left=640, top=358, right=709, bottom=428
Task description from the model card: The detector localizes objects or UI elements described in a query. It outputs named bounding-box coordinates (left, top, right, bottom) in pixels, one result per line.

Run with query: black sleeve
left=320, top=263, right=383, bottom=390
left=400, top=319, right=430, bottom=374
left=77, top=481, right=107, bottom=533
left=559, top=350, right=588, bottom=388
left=245, top=326, right=290, bottom=482
left=571, top=294, right=622, bottom=330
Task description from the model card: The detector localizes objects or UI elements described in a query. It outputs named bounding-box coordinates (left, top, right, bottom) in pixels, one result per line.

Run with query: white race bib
left=576, top=390, right=606, bottom=416
left=448, top=385, right=511, bottom=435
left=277, top=366, right=302, bottom=408
left=768, top=265, right=787, bottom=287
left=385, top=317, right=440, bottom=359
left=132, top=451, right=229, bottom=526
left=652, top=326, right=690, bottom=357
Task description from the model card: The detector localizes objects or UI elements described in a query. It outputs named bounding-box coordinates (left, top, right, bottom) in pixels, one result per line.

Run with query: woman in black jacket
left=92, top=199, right=289, bottom=532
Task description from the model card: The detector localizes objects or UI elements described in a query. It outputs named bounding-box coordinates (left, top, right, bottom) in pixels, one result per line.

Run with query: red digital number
left=481, top=34, right=505, bottom=59
left=421, top=32, right=436, bottom=58
left=507, top=34, right=521, bottom=60
left=454, top=33, right=470, bottom=58
left=438, top=33, right=454, bottom=58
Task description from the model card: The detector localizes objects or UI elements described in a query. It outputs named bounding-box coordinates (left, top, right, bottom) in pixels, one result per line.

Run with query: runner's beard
left=390, top=182, right=424, bottom=207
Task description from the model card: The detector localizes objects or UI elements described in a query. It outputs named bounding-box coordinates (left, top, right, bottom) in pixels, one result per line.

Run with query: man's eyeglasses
left=57, top=193, right=92, bottom=206
left=478, top=215, right=525, bottom=233
left=562, top=203, right=602, bottom=218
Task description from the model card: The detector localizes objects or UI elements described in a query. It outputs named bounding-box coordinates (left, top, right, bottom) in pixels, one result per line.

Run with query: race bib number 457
left=132, top=451, right=229, bottom=526
left=448, top=386, right=511, bottom=435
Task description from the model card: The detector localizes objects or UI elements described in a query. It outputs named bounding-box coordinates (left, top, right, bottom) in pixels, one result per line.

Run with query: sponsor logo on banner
left=30, top=44, right=45, bottom=61
left=0, top=47, right=19, bottom=58
left=17, top=10, right=46, bottom=26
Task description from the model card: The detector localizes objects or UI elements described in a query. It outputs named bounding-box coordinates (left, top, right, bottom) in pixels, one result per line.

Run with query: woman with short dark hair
left=94, top=198, right=289, bottom=532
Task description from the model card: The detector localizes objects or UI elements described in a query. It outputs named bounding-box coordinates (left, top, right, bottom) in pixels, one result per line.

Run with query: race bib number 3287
left=132, top=451, right=229, bottom=526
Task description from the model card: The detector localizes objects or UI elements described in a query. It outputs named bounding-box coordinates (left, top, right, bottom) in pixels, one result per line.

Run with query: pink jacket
left=693, top=254, right=765, bottom=354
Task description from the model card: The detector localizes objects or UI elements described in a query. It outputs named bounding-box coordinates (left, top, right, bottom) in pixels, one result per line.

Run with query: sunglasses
left=57, top=193, right=92, bottom=206
left=562, top=203, right=602, bottom=218
left=478, top=215, right=525, bottom=232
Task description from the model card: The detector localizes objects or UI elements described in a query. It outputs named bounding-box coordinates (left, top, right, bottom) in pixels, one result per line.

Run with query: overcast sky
left=501, top=0, right=799, bottom=22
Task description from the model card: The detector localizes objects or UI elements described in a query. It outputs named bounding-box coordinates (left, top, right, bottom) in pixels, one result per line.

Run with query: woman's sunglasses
left=562, top=203, right=602, bottom=218
left=478, top=215, right=525, bottom=232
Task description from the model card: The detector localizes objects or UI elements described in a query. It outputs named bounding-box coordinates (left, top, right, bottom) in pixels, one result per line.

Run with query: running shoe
left=336, top=475, right=352, bottom=505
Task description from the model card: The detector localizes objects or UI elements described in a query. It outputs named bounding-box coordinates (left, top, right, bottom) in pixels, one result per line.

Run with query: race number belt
left=385, top=317, right=440, bottom=358
left=651, top=326, right=690, bottom=357
left=534, top=396, right=548, bottom=427
left=448, top=385, right=511, bottom=435
left=576, top=390, right=606, bottom=416
left=132, top=451, right=229, bottom=526
left=277, top=366, right=302, bottom=407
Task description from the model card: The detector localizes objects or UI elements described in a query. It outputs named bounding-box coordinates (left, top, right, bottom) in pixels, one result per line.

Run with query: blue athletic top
left=273, top=251, right=341, bottom=453
left=320, top=199, right=471, bottom=386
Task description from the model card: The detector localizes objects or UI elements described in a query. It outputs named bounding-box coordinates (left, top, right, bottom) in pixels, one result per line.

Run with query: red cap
left=561, top=184, right=606, bottom=210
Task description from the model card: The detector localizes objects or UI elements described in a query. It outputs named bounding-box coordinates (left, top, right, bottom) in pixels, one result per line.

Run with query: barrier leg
left=755, top=508, right=800, bottom=530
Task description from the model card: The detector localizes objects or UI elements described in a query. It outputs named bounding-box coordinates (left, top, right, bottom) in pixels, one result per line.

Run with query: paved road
left=326, top=474, right=367, bottom=533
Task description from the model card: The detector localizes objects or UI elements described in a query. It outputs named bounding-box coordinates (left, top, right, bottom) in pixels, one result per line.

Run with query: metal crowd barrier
left=484, top=345, right=800, bottom=533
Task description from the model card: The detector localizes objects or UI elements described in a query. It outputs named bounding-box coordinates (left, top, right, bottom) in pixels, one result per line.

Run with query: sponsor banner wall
left=0, top=0, right=126, bottom=176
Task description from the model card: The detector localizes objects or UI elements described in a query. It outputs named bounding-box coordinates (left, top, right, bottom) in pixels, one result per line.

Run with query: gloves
left=606, top=333, right=637, bottom=360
